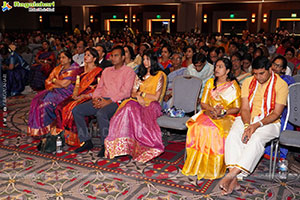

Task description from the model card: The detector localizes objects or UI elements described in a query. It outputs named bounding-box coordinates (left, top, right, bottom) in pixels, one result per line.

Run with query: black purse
left=37, top=130, right=65, bottom=153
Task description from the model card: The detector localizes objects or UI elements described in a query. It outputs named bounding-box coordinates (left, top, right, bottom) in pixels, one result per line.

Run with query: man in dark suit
left=95, top=43, right=112, bottom=69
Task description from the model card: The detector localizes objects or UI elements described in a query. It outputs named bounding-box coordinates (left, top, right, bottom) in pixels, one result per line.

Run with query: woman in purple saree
left=105, top=50, right=167, bottom=163
left=28, top=51, right=81, bottom=137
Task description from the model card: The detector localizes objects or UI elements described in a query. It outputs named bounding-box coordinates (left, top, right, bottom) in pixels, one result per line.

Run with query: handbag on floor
left=37, top=130, right=65, bottom=153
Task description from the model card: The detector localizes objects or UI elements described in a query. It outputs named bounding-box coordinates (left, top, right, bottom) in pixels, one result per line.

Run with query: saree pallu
left=29, top=51, right=56, bottom=91
left=55, top=67, right=102, bottom=146
left=27, top=63, right=81, bottom=137
left=236, top=72, right=252, bottom=86
left=159, top=59, right=172, bottom=69
left=105, top=71, right=167, bottom=163
left=105, top=100, right=164, bottom=163
left=182, top=79, right=241, bottom=180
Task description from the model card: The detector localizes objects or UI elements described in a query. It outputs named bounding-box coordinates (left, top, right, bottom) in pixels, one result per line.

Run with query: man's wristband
left=244, top=123, right=250, bottom=129
left=258, top=120, right=264, bottom=127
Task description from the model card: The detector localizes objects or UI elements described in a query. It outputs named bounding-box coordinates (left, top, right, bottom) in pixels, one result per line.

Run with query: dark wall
left=0, top=8, right=38, bottom=32
left=262, top=2, right=300, bottom=33
left=89, top=5, right=177, bottom=33
left=0, top=6, right=72, bottom=33
left=202, top=3, right=258, bottom=33
left=39, top=7, right=72, bottom=33
left=202, top=2, right=300, bottom=33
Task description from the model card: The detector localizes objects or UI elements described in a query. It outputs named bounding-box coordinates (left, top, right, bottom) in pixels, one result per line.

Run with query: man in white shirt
left=72, top=40, right=85, bottom=67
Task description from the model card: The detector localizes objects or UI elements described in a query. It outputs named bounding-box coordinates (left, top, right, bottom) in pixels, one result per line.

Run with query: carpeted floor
left=0, top=91, right=299, bottom=199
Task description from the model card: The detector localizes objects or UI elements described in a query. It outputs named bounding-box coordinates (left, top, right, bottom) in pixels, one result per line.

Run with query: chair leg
left=269, top=140, right=274, bottom=179
left=272, top=140, right=279, bottom=179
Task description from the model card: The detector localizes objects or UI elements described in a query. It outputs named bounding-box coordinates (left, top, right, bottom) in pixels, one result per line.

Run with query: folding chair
left=157, top=75, right=202, bottom=130
left=293, top=74, right=300, bottom=83
left=270, top=82, right=300, bottom=179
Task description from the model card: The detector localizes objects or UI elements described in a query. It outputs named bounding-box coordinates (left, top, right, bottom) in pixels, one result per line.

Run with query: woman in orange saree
left=182, top=58, right=241, bottom=180
left=55, top=48, right=102, bottom=146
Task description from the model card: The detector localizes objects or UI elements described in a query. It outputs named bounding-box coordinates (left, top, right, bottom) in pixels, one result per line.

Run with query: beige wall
left=71, top=6, right=84, bottom=30
left=177, top=3, right=196, bottom=32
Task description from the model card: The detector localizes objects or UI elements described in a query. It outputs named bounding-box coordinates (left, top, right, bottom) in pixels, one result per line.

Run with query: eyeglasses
left=272, top=62, right=282, bottom=68
left=231, top=59, right=240, bottom=63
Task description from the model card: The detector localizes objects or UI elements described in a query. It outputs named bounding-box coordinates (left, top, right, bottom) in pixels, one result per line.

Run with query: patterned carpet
left=0, top=91, right=299, bottom=199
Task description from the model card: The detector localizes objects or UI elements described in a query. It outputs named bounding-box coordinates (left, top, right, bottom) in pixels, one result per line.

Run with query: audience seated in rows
left=0, top=28, right=296, bottom=183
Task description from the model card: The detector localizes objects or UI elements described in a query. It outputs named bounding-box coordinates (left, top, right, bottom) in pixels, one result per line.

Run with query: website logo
left=14, top=1, right=55, bottom=12
left=2, top=1, right=55, bottom=13
left=2, top=1, right=13, bottom=12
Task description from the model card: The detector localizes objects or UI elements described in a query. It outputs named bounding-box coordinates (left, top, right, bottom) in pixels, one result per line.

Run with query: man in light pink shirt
left=73, top=46, right=136, bottom=157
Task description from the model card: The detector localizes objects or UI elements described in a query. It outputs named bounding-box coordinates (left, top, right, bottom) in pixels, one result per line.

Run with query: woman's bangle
left=258, top=120, right=264, bottom=127
left=140, top=92, right=146, bottom=98
left=52, top=78, right=57, bottom=84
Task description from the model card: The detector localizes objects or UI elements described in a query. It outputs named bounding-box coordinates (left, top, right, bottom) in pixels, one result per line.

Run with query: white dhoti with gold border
left=225, top=116, right=280, bottom=176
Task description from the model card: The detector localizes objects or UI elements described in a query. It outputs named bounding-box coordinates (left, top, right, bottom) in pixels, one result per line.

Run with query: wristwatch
left=221, top=109, right=227, bottom=116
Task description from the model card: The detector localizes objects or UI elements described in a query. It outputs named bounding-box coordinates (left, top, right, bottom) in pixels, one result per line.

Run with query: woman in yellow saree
left=105, top=50, right=167, bottom=163
left=182, top=58, right=241, bottom=180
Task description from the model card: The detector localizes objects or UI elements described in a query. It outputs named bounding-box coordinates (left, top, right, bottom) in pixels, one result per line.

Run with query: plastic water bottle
left=278, top=159, right=288, bottom=179
left=56, top=136, right=62, bottom=154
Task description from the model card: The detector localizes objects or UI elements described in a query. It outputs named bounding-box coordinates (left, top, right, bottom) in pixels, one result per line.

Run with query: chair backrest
left=171, top=75, right=202, bottom=114
left=283, top=82, right=300, bottom=129
left=287, top=62, right=295, bottom=74
left=21, top=52, right=33, bottom=66
left=293, top=74, right=300, bottom=83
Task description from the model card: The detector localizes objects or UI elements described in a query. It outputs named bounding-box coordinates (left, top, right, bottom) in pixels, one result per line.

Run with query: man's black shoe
left=97, top=147, right=105, bottom=157
left=75, top=140, right=93, bottom=153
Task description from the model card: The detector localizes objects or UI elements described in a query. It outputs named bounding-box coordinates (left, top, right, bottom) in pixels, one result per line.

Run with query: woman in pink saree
left=105, top=50, right=167, bottom=163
